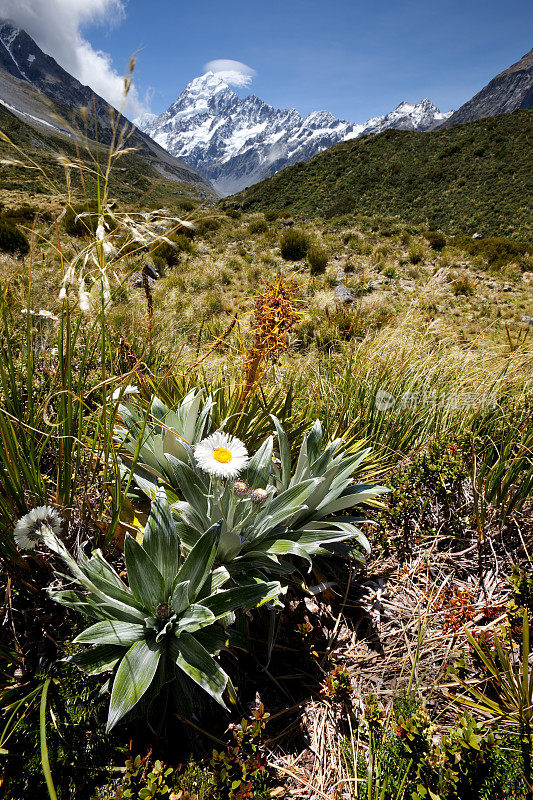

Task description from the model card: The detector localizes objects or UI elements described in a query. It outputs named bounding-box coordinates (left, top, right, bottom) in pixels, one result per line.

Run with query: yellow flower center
left=213, top=447, right=233, bottom=464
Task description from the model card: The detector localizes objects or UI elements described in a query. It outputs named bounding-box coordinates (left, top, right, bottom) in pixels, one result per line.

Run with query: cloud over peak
left=204, top=59, right=257, bottom=89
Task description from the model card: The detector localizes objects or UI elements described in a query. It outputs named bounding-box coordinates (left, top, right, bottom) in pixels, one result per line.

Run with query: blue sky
left=9, top=0, right=533, bottom=121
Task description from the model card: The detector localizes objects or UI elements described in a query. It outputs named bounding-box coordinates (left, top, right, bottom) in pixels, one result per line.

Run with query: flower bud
left=233, top=480, right=249, bottom=497
left=251, top=488, right=269, bottom=505
left=156, top=603, right=170, bottom=619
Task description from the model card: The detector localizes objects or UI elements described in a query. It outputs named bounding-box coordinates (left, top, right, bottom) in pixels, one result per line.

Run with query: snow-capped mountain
left=136, top=73, right=452, bottom=195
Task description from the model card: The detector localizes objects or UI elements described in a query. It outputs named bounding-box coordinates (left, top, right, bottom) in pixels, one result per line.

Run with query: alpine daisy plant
left=117, top=392, right=387, bottom=588
left=13, top=490, right=280, bottom=731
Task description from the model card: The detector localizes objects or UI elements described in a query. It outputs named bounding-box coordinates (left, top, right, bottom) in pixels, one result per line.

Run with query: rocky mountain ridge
left=136, top=72, right=452, bottom=195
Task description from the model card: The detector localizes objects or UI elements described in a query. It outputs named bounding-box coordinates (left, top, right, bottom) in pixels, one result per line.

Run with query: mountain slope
left=223, top=111, right=533, bottom=240
left=136, top=72, right=451, bottom=195
left=442, top=48, right=533, bottom=126
left=0, top=19, right=214, bottom=199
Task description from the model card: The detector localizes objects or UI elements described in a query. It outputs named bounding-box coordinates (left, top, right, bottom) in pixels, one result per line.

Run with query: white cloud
left=1, top=0, right=146, bottom=118
left=204, top=59, right=257, bottom=89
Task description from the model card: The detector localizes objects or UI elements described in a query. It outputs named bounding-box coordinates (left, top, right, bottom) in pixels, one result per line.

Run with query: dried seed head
left=156, top=603, right=170, bottom=620
left=233, top=480, right=250, bottom=497
left=251, top=488, right=269, bottom=505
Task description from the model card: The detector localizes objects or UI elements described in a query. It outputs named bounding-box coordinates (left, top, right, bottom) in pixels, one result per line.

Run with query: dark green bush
left=194, top=216, right=222, bottom=235
left=280, top=228, right=310, bottom=260
left=0, top=218, right=30, bottom=256
left=307, top=243, right=328, bottom=275
left=151, top=234, right=193, bottom=267
left=452, top=235, right=532, bottom=270
left=248, top=217, right=269, bottom=234
left=425, top=230, right=447, bottom=250
left=63, top=201, right=116, bottom=238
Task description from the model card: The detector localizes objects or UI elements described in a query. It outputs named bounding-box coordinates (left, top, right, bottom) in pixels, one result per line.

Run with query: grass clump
left=280, top=228, right=310, bottom=260
left=425, top=230, right=447, bottom=250
left=307, top=243, right=328, bottom=275
left=0, top=217, right=29, bottom=256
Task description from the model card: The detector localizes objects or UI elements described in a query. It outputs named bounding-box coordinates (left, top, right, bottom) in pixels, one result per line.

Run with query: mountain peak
left=184, top=71, right=234, bottom=96
left=136, top=80, right=451, bottom=196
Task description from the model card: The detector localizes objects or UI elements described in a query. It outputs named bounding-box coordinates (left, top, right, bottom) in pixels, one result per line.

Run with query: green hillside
left=224, top=110, right=533, bottom=239
left=0, top=103, right=212, bottom=208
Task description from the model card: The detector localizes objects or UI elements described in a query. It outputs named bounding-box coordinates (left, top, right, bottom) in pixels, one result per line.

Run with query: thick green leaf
left=124, top=534, right=166, bottom=612
left=202, top=582, right=281, bottom=617
left=79, top=550, right=145, bottom=612
left=171, top=581, right=191, bottom=615
left=107, top=640, right=161, bottom=731
left=74, top=620, right=145, bottom=646
left=174, top=520, right=202, bottom=549
left=169, top=631, right=228, bottom=707
left=175, top=522, right=222, bottom=602
left=165, top=457, right=209, bottom=521
left=246, top=436, right=273, bottom=490
left=306, top=420, right=323, bottom=464
left=69, top=644, right=124, bottom=674
left=271, top=415, right=291, bottom=490
left=143, top=487, right=178, bottom=594
left=254, top=479, right=322, bottom=536
left=266, top=539, right=312, bottom=565
left=175, top=604, right=215, bottom=635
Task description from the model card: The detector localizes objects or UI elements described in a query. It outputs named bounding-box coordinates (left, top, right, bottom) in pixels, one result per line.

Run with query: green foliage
left=227, top=111, right=533, bottom=239
left=378, top=438, right=469, bottom=550
left=210, top=704, right=270, bottom=800
left=247, top=218, right=268, bottom=234
left=451, top=235, right=533, bottom=270
left=307, top=244, right=328, bottom=275
left=408, top=245, right=424, bottom=264
left=117, top=393, right=384, bottom=587
left=96, top=755, right=210, bottom=799
left=325, top=663, right=354, bottom=704
left=0, top=218, right=29, bottom=256
left=43, top=489, right=280, bottom=731
left=151, top=235, right=194, bottom=268
left=280, top=228, right=310, bottom=260
left=63, top=201, right=109, bottom=237
left=398, top=711, right=500, bottom=800
left=351, top=700, right=525, bottom=800
left=425, top=230, right=447, bottom=250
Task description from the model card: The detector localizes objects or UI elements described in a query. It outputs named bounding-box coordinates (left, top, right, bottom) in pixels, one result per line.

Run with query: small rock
left=334, top=284, right=356, bottom=304
left=130, top=271, right=156, bottom=289
left=522, top=316, right=533, bottom=326
left=141, top=260, right=160, bottom=280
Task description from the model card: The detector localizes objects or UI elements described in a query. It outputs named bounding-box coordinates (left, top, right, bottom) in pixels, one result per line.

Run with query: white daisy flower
left=194, top=432, right=248, bottom=480
left=14, top=506, right=62, bottom=550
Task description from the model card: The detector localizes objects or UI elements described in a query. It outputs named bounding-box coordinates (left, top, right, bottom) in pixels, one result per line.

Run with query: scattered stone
left=472, top=232, right=482, bottom=239
left=130, top=271, right=156, bottom=289
left=522, top=316, right=533, bottom=326
left=334, top=284, right=356, bottom=304
left=141, top=260, right=160, bottom=280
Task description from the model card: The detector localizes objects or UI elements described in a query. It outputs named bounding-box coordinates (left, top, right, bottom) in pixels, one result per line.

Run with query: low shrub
left=307, top=243, right=328, bottom=275
left=151, top=233, right=194, bottom=267
left=425, top=230, right=447, bottom=250
left=452, top=235, right=533, bottom=270
left=248, top=217, right=269, bottom=234
left=63, top=201, right=116, bottom=237
left=280, top=228, right=310, bottom=260
left=408, top=245, right=424, bottom=264
left=0, top=218, right=30, bottom=256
